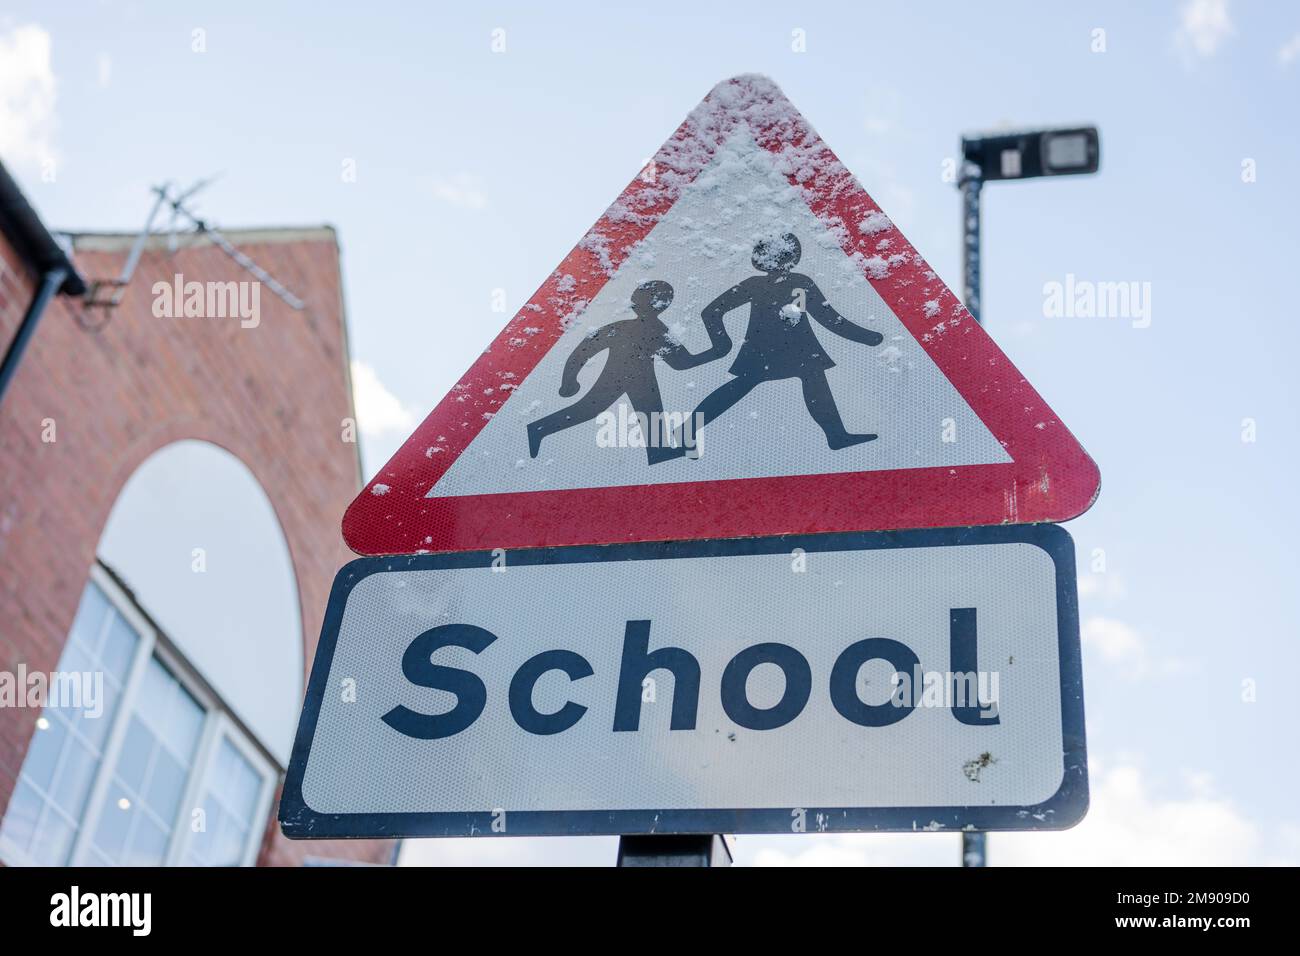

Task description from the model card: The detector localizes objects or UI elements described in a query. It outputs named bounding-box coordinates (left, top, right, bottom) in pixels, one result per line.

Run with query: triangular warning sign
left=345, top=75, right=1099, bottom=556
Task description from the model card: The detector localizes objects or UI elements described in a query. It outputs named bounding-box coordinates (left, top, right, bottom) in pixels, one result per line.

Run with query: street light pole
left=955, top=124, right=1100, bottom=869
left=960, top=161, right=984, bottom=324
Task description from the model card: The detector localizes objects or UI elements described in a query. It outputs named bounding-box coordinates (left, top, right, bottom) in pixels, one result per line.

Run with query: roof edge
left=64, top=224, right=339, bottom=254
left=0, top=161, right=87, bottom=296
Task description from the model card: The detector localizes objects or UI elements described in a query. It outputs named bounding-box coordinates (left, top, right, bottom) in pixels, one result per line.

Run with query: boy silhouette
left=660, top=232, right=883, bottom=460
left=527, top=279, right=724, bottom=464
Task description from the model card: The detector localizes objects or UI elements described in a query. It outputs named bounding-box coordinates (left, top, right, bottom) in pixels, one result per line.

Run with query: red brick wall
left=0, top=226, right=393, bottom=866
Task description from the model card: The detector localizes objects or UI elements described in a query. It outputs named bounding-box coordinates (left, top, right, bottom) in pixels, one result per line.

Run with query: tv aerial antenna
left=81, top=176, right=306, bottom=317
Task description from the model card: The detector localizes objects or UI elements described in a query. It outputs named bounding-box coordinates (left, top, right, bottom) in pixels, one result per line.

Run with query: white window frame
left=0, top=564, right=279, bottom=867
left=181, top=712, right=277, bottom=867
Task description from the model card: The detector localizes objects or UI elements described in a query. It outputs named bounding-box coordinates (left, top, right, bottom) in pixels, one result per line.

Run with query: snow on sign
left=344, top=74, right=1100, bottom=556
left=279, top=525, right=1087, bottom=838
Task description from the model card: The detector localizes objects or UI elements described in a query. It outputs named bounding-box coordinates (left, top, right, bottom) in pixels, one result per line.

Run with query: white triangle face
left=430, top=128, right=1010, bottom=500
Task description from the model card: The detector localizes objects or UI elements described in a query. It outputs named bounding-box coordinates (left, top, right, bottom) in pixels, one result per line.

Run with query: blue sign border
left=280, top=524, right=1087, bottom=839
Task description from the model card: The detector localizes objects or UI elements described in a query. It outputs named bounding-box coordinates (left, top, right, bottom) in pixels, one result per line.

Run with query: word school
left=380, top=611, right=1000, bottom=741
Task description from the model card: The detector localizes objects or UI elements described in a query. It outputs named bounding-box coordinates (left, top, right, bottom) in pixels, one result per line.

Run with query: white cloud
left=350, top=359, right=416, bottom=437
left=1077, top=571, right=1127, bottom=602
left=744, top=761, right=1296, bottom=867
left=745, top=832, right=957, bottom=867
left=424, top=172, right=488, bottom=209
left=1176, top=0, right=1234, bottom=59
left=400, top=835, right=617, bottom=866
left=391, top=759, right=1295, bottom=867
left=1279, top=33, right=1300, bottom=66
left=1082, top=615, right=1147, bottom=676
left=0, top=24, right=58, bottom=169
left=995, top=760, right=1294, bottom=866
left=1082, top=615, right=1194, bottom=680
left=97, top=52, right=112, bottom=89
left=862, top=86, right=901, bottom=137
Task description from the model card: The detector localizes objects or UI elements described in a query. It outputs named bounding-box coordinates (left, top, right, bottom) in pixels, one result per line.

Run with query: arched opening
left=0, top=440, right=303, bottom=866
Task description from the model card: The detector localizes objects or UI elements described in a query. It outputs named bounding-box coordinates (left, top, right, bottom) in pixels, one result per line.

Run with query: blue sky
left=4, top=0, right=1298, bottom=865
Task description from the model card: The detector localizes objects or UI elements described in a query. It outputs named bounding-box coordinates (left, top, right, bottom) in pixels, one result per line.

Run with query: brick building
left=0, top=161, right=392, bottom=866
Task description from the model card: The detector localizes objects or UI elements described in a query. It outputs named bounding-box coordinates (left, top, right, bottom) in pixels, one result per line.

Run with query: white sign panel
left=280, top=526, right=1086, bottom=838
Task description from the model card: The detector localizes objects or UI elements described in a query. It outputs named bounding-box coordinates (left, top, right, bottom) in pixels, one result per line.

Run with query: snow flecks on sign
left=424, top=83, right=1013, bottom=506
left=861, top=253, right=912, bottom=281
left=923, top=299, right=941, bottom=318
left=369, top=483, right=390, bottom=496
left=560, top=308, right=590, bottom=332
left=578, top=232, right=616, bottom=277
left=576, top=74, right=858, bottom=286
left=877, top=345, right=904, bottom=372
left=857, top=210, right=892, bottom=235
left=863, top=256, right=891, bottom=280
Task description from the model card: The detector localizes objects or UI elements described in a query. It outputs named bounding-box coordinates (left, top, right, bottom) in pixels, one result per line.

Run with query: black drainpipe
left=0, top=161, right=86, bottom=406
left=0, top=265, right=69, bottom=403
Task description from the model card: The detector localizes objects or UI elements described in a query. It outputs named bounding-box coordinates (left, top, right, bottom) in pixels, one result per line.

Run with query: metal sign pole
left=616, top=835, right=733, bottom=867
left=960, top=163, right=983, bottom=325
left=959, top=160, right=987, bottom=869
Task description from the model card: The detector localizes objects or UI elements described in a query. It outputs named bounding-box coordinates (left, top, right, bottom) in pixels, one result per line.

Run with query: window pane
left=91, top=784, right=133, bottom=859
left=145, top=749, right=188, bottom=824
left=50, top=737, right=98, bottom=821
left=20, top=715, right=67, bottom=793
left=211, top=814, right=249, bottom=867
left=217, top=741, right=262, bottom=821
left=114, top=718, right=152, bottom=793
left=2, top=577, right=276, bottom=870
left=185, top=738, right=266, bottom=867
left=101, top=616, right=138, bottom=680
left=75, top=679, right=120, bottom=751
left=161, top=686, right=204, bottom=762
left=137, top=658, right=174, bottom=726
left=123, top=817, right=169, bottom=867
left=89, top=655, right=205, bottom=866
left=0, top=580, right=140, bottom=867
left=0, top=781, right=43, bottom=856
left=36, top=810, right=77, bottom=866
left=68, top=583, right=110, bottom=653
left=185, top=799, right=220, bottom=866
left=134, top=659, right=203, bottom=762
left=55, top=643, right=94, bottom=701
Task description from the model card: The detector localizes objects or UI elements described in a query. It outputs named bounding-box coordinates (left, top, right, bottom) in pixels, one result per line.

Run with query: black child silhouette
left=527, top=279, right=722, bottom=465
left=659, top=232, right=883, bottom=461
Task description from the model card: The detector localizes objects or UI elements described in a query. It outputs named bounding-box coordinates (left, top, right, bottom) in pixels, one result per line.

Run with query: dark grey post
left=958, top=158, right=987, bottom=869
left=616, top=834, right=733, bottom=867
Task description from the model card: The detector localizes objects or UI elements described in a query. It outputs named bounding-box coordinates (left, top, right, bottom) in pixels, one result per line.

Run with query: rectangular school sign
left=280, top=526, right=1087, bottom=839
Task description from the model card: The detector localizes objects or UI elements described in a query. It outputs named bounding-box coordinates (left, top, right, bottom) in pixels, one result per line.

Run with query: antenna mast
left=81, top=178, right=306, bottom=315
